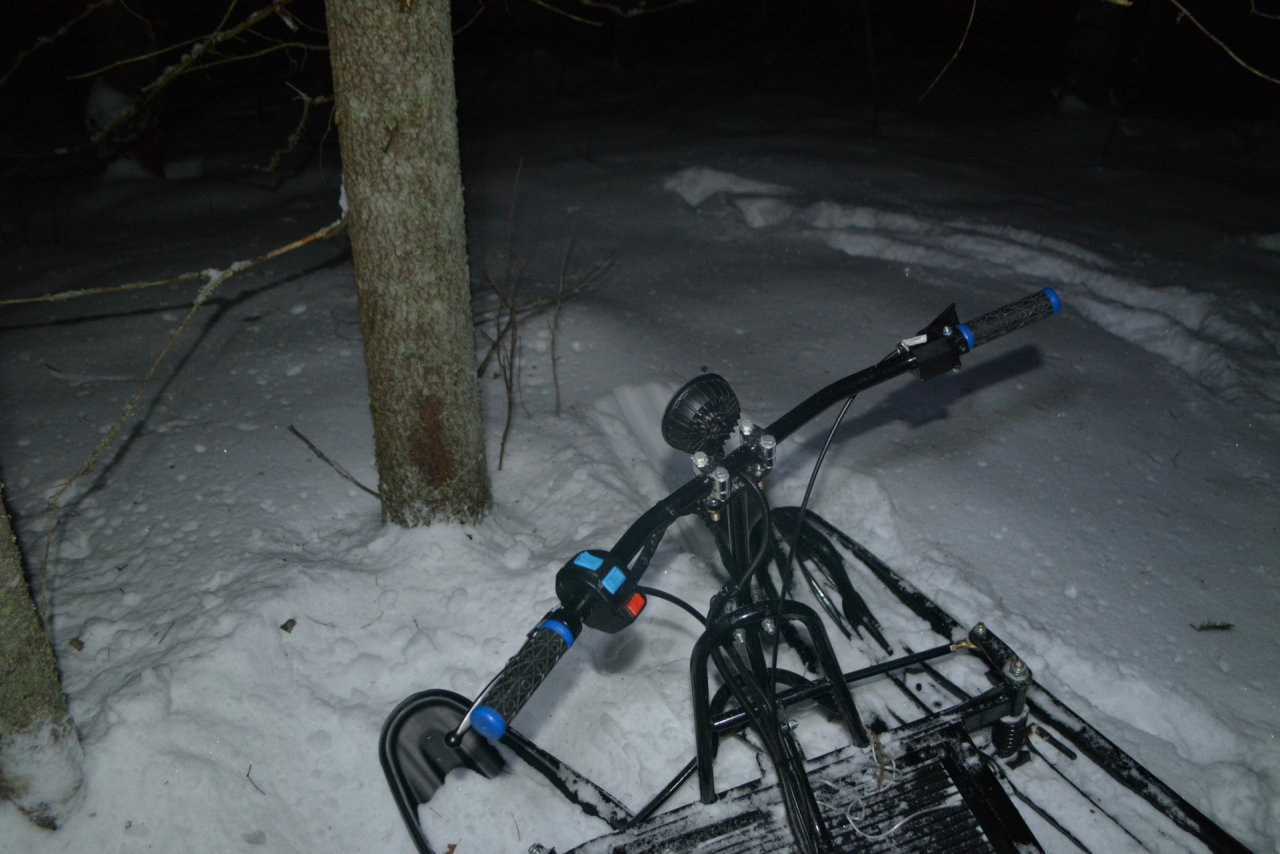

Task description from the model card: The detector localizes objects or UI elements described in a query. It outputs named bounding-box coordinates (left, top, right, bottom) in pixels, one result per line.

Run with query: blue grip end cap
left=471, top=705, right=507, bottom=741
left=540, top=619, right=576, bottom=648
left=956, top=323, right=976, bottom=350
left=1043, top=287, right=1061, bottom=314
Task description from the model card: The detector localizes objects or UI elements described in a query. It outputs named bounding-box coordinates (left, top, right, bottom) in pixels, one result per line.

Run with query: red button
left=624, top=592, right=646, bottom=619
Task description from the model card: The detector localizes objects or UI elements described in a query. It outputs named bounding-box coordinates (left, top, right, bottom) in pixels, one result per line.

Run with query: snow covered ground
left=2, top=70, right=1278, bottom=853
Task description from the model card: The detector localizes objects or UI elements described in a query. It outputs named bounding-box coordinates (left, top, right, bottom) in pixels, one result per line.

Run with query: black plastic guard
left=381, top=688, right=635, bottom=854
left=379, top=689, right=504, bottom=854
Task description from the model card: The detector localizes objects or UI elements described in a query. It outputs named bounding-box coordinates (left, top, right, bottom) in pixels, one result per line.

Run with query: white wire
left=814, top=754, right=964, bottom=843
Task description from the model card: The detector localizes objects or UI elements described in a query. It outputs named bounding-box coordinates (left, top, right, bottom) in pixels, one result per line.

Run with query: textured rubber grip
left=470, top=621, right=573, bottom=740
left=957, top=288, right=1060, bottom=351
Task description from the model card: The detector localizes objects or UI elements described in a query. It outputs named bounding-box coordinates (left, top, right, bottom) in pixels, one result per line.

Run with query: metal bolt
left=973, top=622, right=988, bottom=638
left=711, top=466, right=730, bottom=502
left=759, top=433, right=776, bottom=469
left=732, top=628, right=747, bottom=645
left=762, top=618, right=776, bottom=636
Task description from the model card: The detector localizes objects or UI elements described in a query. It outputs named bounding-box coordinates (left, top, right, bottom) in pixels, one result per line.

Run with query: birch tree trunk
left=325, top=0, right=490, bottom=526
left=0, top=485, right=84, bottom=829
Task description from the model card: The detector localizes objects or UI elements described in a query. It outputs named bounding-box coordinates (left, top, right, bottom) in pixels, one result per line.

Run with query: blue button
left=602, top=567, right=627, bottom=594
left=574, top=552, right=604, bottom=571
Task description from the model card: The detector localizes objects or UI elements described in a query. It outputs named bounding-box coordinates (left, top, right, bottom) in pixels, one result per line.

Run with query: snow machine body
left=379, top=290, right=1248, bottom=853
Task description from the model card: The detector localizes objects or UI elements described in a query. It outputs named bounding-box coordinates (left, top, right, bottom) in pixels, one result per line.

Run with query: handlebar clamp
left=906, top=303, right=966, bottom=381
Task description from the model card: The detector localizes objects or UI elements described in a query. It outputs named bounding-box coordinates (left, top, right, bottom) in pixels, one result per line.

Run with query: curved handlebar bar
left=463, top=288, right=1061, bottom=742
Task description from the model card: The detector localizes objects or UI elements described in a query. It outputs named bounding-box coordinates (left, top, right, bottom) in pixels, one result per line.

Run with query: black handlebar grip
left=957, top=288, right=1061, bottom=351
left=469, top=618, right=576, bottom=740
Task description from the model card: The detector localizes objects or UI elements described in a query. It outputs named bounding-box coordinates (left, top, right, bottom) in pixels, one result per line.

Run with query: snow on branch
left=62, top=0, right=309, bottom=155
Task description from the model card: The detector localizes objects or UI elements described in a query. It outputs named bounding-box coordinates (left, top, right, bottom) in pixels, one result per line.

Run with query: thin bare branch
left=551, top=229, right=574, bottom=417
left=1165, top=0, right=1280, bottom=85
left=920, top=0, right=977, bottom=102
left=65, top=32, right=208, bottom=82
left=528, top=0, right=603, bottom=27
left=454, top=0, right=488, bottom=36
left=540, top=0, right=706, bottom=19
left=255, top=87, right=334, bottom=173
left=0, top=0, right=118, bottom=90
left=81, top=0, right=299, bottom=151
left=194, top=41, right=330, bottom=73
left=34, top=214, right=346, bottom=625
left=0, top=272, right=206, bottom=307
left=288, top=425, right=380, bottom=498
left=1251, top=1, right=1280, bottom=21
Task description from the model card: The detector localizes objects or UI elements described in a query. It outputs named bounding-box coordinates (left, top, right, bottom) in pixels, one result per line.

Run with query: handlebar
left=461, top=288, right=1061, bottom=742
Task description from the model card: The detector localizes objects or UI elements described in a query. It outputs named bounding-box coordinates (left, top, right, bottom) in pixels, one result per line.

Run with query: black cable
left=768, top=395, right=856, bottom=700
left=636, top=585, right=707, bottom=626
left=778, top=394, right=857, bottom=600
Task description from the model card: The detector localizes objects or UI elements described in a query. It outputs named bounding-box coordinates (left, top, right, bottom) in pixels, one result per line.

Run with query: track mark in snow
left=663, top=166, right=793, bottom=208
left=807, top=200, right=1280, bottom=415
left=663, top=166, right=1280, bottom=416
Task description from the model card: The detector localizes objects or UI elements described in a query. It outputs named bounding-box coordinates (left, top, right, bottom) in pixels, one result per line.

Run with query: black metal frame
left=379, top=292, right=1248, bottom=854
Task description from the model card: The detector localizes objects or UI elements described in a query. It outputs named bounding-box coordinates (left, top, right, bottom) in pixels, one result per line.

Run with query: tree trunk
left=0, top=485, right=84, bottom=829
left=325, top=0, right=490, bottom=526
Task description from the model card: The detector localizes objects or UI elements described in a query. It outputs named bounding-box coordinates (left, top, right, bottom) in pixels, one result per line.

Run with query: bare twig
left=551, top=230, right=573, bottom=417
left=493, top=161, right=525, bottom=471
left=1251, top=1, right=1280, bottom=21
left=0, top=0, right=118, bottom=91
left=0, top=272, right=206, bottom=307
left=474, top=277, right=599, bottom=377
left=287, top=425, right=380, bottom=498
left=535, top=0, right=705, bottom=19
left=1165, top=0, right=1280, bottom=86
left=497, top=289, right=520, bottom=469
left=75, top=0, right=301, bottom=154
left=919, top=0, right=977, bottom=102
left=528, top=0, right=603, bottom=27
left=255, top=86, right=334, bottom=173
left=34, top=215, right=346, bottom=629
left=192, top=41, right=329, bottom=74
left=454, top=0, right=488, bottom=35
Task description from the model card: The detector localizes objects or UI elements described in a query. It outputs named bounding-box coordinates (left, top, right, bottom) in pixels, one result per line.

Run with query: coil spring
left=992, top=713, right=1027, bottom=758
